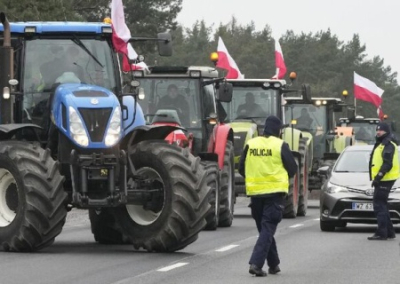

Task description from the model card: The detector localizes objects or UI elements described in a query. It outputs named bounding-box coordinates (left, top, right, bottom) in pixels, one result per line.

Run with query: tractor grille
left=233, top=132, right=248, bottom=157
left=78, top=108, right=112, bottom=142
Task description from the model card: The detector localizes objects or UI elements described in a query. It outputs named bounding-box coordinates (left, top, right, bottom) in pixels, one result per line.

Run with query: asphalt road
left=1, top=198, right=399, bottom=284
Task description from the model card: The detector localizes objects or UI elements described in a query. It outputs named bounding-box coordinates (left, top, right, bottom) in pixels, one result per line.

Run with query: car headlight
left=69, top=107, right=89, bottom=147
left=105, top=106, right=121, bottom=146
left=326, top=182, right=348, bottom=193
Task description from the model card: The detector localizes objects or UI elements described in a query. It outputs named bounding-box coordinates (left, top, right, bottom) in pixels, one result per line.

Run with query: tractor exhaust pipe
left=0, top=12, right=10, bottom=47
left=0, top=12, right=13, bottom=124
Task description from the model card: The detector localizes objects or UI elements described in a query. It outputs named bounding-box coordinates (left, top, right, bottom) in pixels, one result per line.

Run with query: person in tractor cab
left=156, top=84, right=190, bottom=126
left=41, top=45, right=85, bottom=88
left=236, top=92, right=265, bottom=118
left=238, top=115, right=297, bottom=277
left=295, top=107, right=314, bottom=130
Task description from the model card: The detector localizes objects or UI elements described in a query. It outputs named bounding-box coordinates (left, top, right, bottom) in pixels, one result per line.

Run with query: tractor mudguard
left=198, top=152, right=218, bottom=163
left=121, top=124, right=184, bottom=149
left=208, top=124, right=233, bottom=169
left=0, top=123, right=42, bottom=140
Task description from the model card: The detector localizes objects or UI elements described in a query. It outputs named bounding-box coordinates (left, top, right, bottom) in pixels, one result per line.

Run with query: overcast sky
left=177, top=0, right=400, bottom=82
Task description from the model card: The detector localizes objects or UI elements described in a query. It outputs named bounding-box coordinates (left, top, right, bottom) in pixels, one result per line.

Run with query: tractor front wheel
left=0, top=142, right=67, bottom=252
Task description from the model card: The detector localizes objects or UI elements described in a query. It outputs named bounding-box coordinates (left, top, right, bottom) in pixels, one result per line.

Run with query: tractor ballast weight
left=134, top=66, right=236, bottom=230
left=0, top=16, right=211, bottom=252
left=223, top=78, right=311, bottom=218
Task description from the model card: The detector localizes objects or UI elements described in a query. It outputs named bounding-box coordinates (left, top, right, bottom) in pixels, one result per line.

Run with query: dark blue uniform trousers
left=373, top=181, right=395, bottom=238
left=249, top=195, right=283, bottom=269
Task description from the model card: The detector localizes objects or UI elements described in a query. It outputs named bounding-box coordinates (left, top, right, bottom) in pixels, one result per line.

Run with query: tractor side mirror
left=157, top=32, right=172, bottom=56
left=217, top=82, right=233, bottom=102
left=301, top=84, right=312, bottom=104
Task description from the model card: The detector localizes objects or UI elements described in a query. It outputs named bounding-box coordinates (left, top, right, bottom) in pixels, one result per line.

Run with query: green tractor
left=284, top=97, right=353, bottom=190
left=222, top=78, right=312, bottom=218
left=337, top=115, right=384, bottom=145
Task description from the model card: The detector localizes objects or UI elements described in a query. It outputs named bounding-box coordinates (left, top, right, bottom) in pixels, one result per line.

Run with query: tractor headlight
left=105, top=106, right=121, bottom=146
left=69, top=107, right=89, bottom=147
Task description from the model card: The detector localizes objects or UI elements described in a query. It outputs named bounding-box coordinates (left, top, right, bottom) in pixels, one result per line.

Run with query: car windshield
left=222, top=87, right=279, bottom=125
left=334, top=149, right=400, bottom=172
left=137, top=78, right=202, bottom=128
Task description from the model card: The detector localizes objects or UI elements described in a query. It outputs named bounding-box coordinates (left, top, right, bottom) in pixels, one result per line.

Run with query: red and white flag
left=111, top=0, right=139, bottom=72
left=377, top=106, right=385, bottom=120
left=272, top=38, right=287, bottom=79
left=216, top=37, right=244, bottom=79
left=354, top=72, right=384, bottom=108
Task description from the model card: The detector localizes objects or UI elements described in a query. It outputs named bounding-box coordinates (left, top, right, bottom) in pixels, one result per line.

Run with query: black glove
left=371, top=180, right=379, bottom=188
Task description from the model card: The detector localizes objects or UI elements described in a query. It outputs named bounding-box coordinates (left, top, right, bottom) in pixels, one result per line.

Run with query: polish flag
left=111, top=0, right=136, bottom=72
left=216, top=37, right=244, bottom=79
left=272, top=38, right=287, bottom=79
left=354, top=72, right=384, bottom=108
left=377, top=106, right=385, bottom=120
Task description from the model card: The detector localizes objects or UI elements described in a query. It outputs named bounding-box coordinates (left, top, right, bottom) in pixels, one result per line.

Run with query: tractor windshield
left=285, top=104, right=328, bottom=158
left=137, top=78, right=204, bottom=128
left=223, top=87, right=279, bottom=126
left=23, top=38, right=116, bottom=116
left=346, top=122, right=376, bottom=144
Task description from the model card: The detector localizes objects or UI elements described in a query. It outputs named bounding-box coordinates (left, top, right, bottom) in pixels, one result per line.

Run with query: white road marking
left=314, top=218, right=320, bottom=221
left=289, top=223, right=304, bottom=228
left=215, top=244, right=239, bottom=252
left=157, top=262, right=189, bottom=272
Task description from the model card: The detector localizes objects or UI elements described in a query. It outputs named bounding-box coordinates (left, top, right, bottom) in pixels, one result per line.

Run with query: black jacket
left=238, top=137, right=298, bottom=179
left=369, top=135, right=396, bottom=182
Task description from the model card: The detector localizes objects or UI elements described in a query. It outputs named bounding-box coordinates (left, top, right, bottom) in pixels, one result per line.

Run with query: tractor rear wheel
left=218, top=141, right=235, bottom=227
left=112, top=140, right=210, bottom=252
left=283, top=159, right=300, bottom=218
left=297, top=138, right=309, bottom=217
left=0, top=142, right=67, bottom=252
left=89, top=208, right=128, bottom=244
left=203, top=162, right=220, bottom=231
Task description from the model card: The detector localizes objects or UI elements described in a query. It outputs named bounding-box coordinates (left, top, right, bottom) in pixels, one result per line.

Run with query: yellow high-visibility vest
left=245, top=136, right=289, bottom=196
left=371, top=141, right=400, bottom=181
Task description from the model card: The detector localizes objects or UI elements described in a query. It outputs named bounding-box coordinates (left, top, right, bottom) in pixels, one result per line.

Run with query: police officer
left=239, top=115, right=297, bottom=276
left=368, top=122, right=399, bottom=240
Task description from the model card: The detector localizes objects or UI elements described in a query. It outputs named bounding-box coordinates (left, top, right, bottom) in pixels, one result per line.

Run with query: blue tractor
left=0, top=13, right=211, bottom=252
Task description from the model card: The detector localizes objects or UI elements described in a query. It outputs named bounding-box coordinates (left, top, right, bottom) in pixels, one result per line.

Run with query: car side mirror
left=317, top=166, right=330, bottom=176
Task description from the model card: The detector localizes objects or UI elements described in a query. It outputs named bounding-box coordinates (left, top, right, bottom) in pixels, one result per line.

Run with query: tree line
left=1, top=0, right=398, bottom=124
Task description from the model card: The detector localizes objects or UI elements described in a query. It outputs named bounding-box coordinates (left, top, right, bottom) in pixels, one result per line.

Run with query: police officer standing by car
left=239, top=115, right=297, bottom=276
left=368, top=122, right=399, bottom=240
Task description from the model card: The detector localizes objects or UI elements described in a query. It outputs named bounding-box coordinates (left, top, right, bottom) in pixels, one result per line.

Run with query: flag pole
left=354, top=96, right=357, bottom=117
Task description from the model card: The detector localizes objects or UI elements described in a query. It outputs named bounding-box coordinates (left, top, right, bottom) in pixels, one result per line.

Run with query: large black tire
left=218, top=141, right=235, bottom=227
left=111, top=140, right=210, bottom=252
left=297, top=138, right=309, bottom=217
left=0, top=142, right=67, bottom=252
left=283, top=159, right=300, bottom=218
left=89, top=209, right=128, bottom=244
left=203, top=162, right=220, bottom=231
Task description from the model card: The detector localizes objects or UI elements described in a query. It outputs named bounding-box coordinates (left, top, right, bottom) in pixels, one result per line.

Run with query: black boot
left=268, top=265, right=281, bottom=275
left=249, top=264, right=267, bottom=277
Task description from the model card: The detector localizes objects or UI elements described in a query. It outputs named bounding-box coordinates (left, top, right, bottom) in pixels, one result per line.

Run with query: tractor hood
left=51, top=83, right=122, bottom=148
left=228, top=121, right=258, bottom=163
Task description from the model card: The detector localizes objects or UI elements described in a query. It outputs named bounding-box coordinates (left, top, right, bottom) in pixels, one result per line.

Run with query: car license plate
left=352, top=202, right=373, bottom=210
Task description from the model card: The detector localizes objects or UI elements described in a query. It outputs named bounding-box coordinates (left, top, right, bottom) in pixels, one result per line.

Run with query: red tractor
left=133, top=65, right=235, bottom=230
